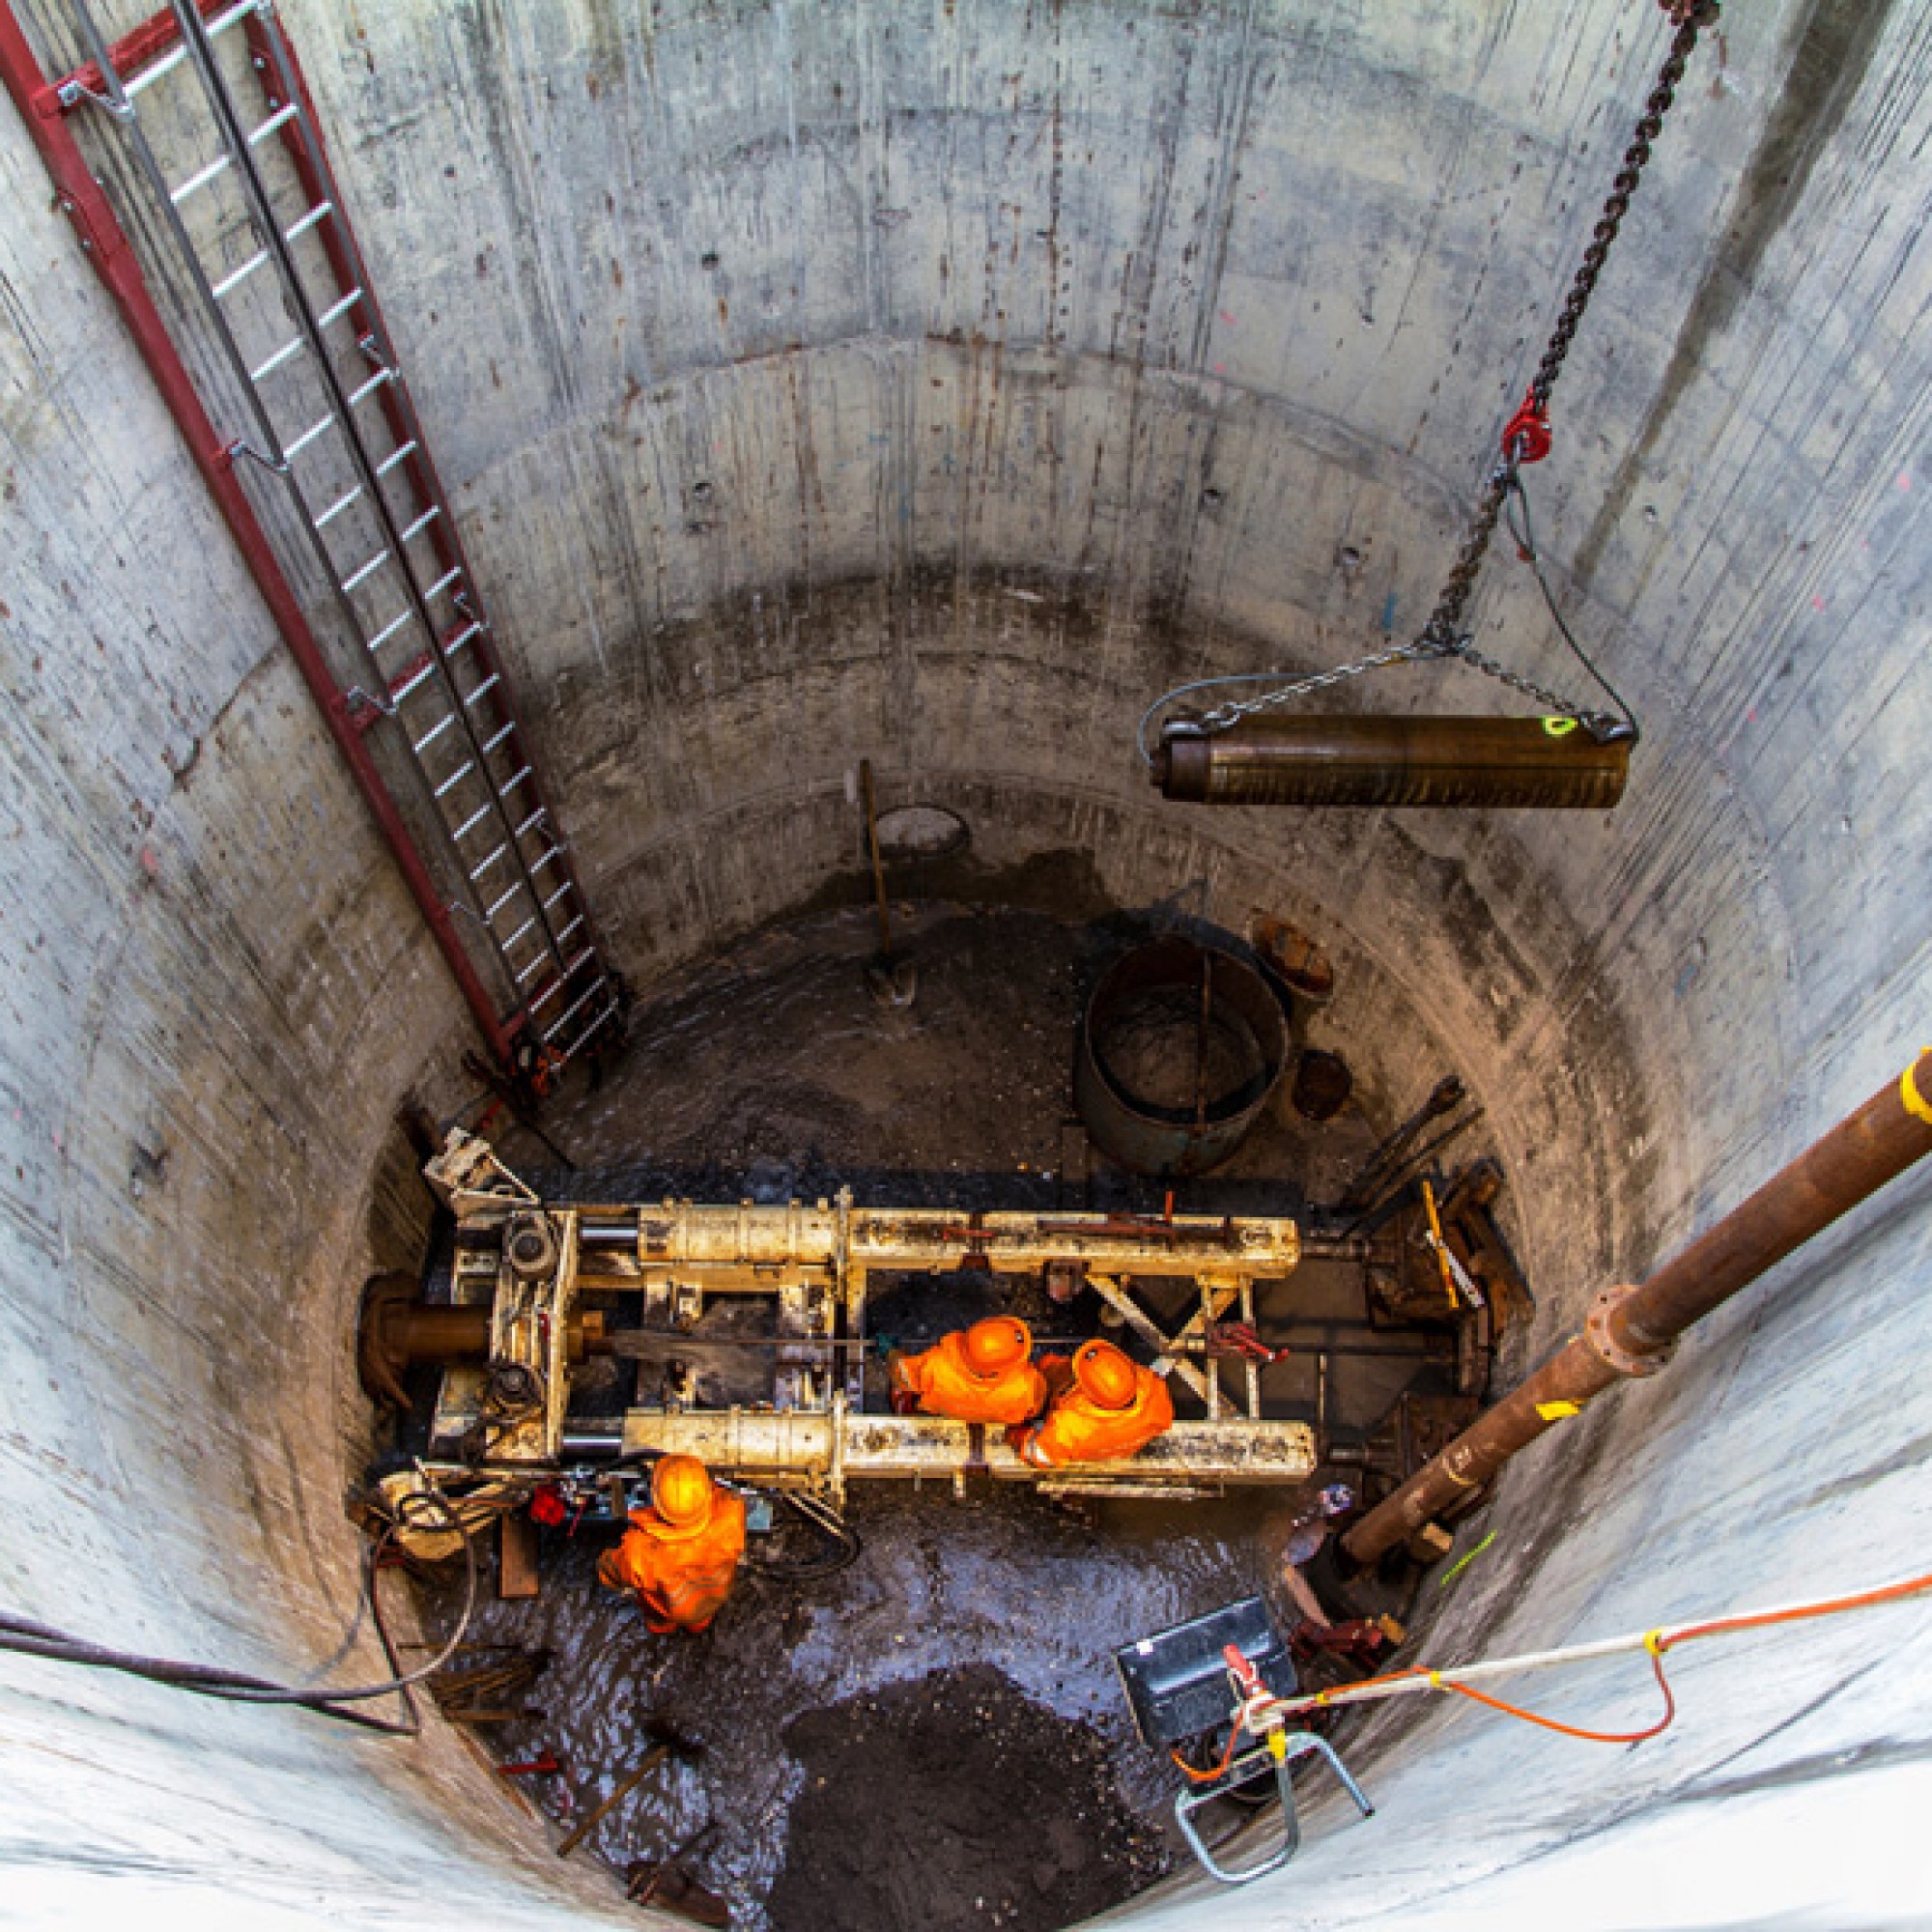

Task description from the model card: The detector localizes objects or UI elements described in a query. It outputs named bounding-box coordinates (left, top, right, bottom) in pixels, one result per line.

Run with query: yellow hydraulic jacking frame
left=418, top=1131, right=1315, bottom=1504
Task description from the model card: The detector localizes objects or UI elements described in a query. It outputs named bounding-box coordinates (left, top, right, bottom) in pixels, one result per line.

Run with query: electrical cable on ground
left=0, top=1483, right=479, bottom=1737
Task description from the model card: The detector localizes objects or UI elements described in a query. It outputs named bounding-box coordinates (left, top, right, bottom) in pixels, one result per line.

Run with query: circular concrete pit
left=3, top=3, right=1929, bottom=1929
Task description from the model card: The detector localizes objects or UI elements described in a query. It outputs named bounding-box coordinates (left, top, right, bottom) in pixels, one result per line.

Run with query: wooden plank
left=497, top=1508, right=541, bottom=1601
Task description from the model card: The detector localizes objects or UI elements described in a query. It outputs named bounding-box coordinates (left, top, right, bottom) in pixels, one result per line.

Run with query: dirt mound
left=768, top=1664, right=1168, bottom=1932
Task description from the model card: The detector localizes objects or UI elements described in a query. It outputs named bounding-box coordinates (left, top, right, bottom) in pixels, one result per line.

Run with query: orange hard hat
left=652, top=1454, right=714, bottom=1527
left=1072, top=1339, right=1138, bottom=1409
left=962, top=1317, right=1031, bottom=1377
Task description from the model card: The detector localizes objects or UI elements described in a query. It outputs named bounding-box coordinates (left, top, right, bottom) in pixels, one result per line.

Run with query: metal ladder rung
left=168, top=152, right=232, bottom=206
left=498, top=764, right=533, bottom=795
left=282, top=415, right=334, bottom=460
left=542, top=977, right=608, bottom=1040
left=340, top=550, right=390, bottom=592
left=389, top=657, right=437, bottom=704
left=468, top=847, right=508, bottom=885
left=286, top=201, right=333, bottom=243
left=375, top=440, right=418, bottom=477
left=484, top=880, right=526, bottom=922
left=534, top=854, right=569, bottom=884
left=211, top=247, right=269, bottom=299
left=561, top=1000, right=618, bottom=1054
left=249, top=333, right=306, bottom=382
left=433, top=760, right=476, bottom=802
left=514, top=805, right=548, bottom=838
left=446, top=621, right=483, bottom=657
left=370, top=610, right=415, bottom=652
left=348, top=367, right=395, bottom=408
left=211, top=206, right=333, bottom=302
left=168, top=100, right=303, bottom=205
left=399, top=506, right=441, bottom=544
left=554, top=913, right=586, bottom=947
left=481, top=721, right=517, bottom=755
left=425, top=568, right=464, bottom=601
left=315, top=288, right=365, bottom=332
left=452, top=801, right=496, bottom=840
left=315, top=484, right=364, bottom=527
left=412, top=712, right=458, bottom=754
left=514, top=948, right=552, bottom=984
left=246, top=100, right=301, bottom=148
left=464, top=672, right=502, bottom=708
left=125, top=0, right=260, bottom=99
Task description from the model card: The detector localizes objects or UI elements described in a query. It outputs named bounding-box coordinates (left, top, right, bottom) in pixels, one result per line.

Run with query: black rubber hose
left=0, top=1486, right=478, bottom=1737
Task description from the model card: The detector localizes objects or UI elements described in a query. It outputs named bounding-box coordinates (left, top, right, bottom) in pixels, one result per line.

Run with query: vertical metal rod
left=860, top=759, right=893, bottom=956
left=0, top=1, right=514, bottom=1064
left=1345, top=1050, right=1932, bottom=1566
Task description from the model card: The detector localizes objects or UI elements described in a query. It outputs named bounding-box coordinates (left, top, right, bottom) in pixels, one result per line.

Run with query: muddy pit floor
left=418, top=906, right=1428, bottom=1929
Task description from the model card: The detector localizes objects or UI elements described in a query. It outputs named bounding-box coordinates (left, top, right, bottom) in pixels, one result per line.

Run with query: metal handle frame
left=1174, top=1730, right=1374, bottom=1887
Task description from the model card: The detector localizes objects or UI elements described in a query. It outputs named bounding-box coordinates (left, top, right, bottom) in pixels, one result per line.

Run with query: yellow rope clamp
left=1543, top=717, right=1579, bottom=736
left=1902, top=1052, right=1932, bottom=1128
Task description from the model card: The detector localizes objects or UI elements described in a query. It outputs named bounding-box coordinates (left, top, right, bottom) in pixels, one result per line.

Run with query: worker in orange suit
left=1009, top=1337, right=1174, bottom=1467
left=888, top=1316, right=1048, bottom=1426
left=596, top=1454, right=747, bottom=1634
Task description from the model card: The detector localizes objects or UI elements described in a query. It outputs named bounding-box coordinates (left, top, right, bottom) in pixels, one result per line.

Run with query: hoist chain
left=1415, top=0, right=1718, bottom=655
left=1171, top=0, right=1718, bottom=753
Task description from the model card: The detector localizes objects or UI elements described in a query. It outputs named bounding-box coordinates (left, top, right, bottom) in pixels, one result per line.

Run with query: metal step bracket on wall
left=6, top=0, right=620, bottom=1077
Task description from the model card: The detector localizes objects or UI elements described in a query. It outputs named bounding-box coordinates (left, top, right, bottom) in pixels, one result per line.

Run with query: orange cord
left=1664, top=1568, right=1932, bottom=1651
left=1171, top=1571, right=1932, bottom=1776
left=1435, top=1641, right=1677, bottom=1745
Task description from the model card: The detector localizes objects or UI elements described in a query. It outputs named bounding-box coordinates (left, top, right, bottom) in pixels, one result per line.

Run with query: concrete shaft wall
left=1, top=2, right=1927, bottom=1926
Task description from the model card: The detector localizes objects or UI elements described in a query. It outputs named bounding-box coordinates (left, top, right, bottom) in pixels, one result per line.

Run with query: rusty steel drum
left=1075, top=936, right=1288, bottom=1178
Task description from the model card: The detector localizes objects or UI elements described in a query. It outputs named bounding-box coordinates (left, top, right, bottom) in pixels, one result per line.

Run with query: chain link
left=1163, top=2, right=1716, bottom=750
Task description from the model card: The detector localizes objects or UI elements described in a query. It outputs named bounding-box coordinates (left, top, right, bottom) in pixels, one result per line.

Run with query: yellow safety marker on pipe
left=1903, top=1050, right=1932, bottom=1126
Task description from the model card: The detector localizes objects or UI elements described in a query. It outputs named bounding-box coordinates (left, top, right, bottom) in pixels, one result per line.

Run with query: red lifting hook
left=1502, top=391, right=1552, bottom=465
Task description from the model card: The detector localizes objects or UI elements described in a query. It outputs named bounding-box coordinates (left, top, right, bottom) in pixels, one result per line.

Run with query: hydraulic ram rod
left=1345, top=1049, right=1932, bottom=1565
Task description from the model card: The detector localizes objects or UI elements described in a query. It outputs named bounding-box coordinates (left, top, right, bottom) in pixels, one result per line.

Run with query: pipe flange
left=504, top=1212, right=560, bottom=1281
left=1584, top=1283, right=1675, bottom=1378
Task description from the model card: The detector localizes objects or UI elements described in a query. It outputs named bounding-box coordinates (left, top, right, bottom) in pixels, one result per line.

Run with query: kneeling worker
left=597, top=1453, right=746, bottom=1634
left=889, top=1316, right=1048, bottom=1425
left=1010, top=1337, right=1173, bottom=1467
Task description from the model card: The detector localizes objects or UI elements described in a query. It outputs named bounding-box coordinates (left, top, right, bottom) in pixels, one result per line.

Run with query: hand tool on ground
left=1336, top=1076, right=1466, bottom=1212
left=1420, top=1180, right=1486, bottom=1311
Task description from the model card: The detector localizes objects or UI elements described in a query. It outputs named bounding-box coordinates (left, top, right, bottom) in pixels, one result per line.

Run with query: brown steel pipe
left=1153, top=716, right=1629, bottom=810
left=1344, top=1049, right=1932, bottom=1566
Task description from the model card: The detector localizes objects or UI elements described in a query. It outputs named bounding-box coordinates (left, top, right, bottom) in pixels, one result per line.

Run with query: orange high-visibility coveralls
left=596, top=1489, right=748, bottom=1634
left=890, top=1322, right=1048, bottom=1426
left=1014, top=1350, right=1175, bottom=1466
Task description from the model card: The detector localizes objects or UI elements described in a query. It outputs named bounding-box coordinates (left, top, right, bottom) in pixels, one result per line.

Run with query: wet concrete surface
left=415, top=907, right=1432, bottom=1927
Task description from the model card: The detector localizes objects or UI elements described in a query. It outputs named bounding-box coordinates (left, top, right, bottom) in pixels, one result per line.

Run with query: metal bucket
left=1075, top=936, right=1288, bottom=1177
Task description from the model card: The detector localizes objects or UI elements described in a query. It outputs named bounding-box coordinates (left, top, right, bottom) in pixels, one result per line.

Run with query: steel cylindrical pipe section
left=1152, top=716, right=1630, bottom=810
left=1074, top=936, right=1288, bottom=1177
left=1344, top=1050, right=1932, bottom=1566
